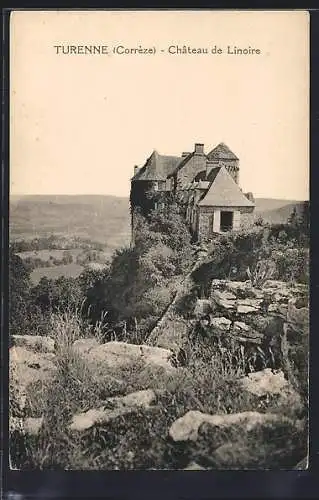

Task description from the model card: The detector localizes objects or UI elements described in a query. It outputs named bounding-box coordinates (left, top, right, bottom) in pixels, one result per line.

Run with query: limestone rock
left=70, top=389, right=156, bottom=431
left=237, top=298, right=262, bottom=314
left=232, top=322, right=264, bottom=344
left=210, top=316, right=232, bottom=332
left=80, top=341, right=176, bottom=373
left=211, top=290, right=236, bottom=310
left=233, top=321, right=250, bottom=333
left=240, top=369, right=288, bottom=397
left=169, top=410, right=301, bottom=442
left=72, top=337, right=100, bottom=355
left=225, top=281, right=251, bottom=294
left=10, top=346, right=56, bottom=393
left=240, top=369, right=300, bottom=403
left=12, top=335, right=55, bottom=353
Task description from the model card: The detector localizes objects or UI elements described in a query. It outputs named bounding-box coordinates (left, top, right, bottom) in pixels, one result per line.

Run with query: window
left=220, top=211, right=233, bottom=232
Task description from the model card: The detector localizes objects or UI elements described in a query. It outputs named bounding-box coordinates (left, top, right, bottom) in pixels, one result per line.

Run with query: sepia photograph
left=9, top=10, right=309, bottom=470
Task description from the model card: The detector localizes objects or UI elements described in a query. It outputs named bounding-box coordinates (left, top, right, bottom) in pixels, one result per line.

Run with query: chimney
left=194, top=143, right=204, bottom=155
left=182, top=152, right=190, bottom=157
left=134, top=165, right=139, bottom=175
left=245, top=192, right=255, bottom=203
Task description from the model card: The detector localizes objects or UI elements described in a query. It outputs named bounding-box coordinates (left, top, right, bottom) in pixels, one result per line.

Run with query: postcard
left=9, top=10, right=309, bottom=470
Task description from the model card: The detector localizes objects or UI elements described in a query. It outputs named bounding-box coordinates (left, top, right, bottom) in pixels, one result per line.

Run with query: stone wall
left=197, top=206, right=245, bottom=240
left=193, top=278, right=309, bottom=368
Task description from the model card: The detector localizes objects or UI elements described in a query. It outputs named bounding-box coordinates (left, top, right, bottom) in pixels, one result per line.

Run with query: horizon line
left=10, top=193, right=309, bottom=202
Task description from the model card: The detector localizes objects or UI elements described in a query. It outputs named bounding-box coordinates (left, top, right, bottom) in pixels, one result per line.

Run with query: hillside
left=254, top=198, right=307, bottom=224
left=9, top=195, right=131, bottom=247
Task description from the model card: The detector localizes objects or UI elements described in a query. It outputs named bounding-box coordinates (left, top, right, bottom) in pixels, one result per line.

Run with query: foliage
left=246, top=259, right=276, bottom=288
left=31, top=276, right=84, bottom=314
left=193, top=222, right=309, bottom=288
left=9, top=250, right=31, bottom=336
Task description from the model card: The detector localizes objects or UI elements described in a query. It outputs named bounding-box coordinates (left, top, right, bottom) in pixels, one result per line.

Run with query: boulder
left=210, top=316, right=232, bottom=332
left=11, top=335, right=55, bottom=353
left=239, top=369, right=302, bottom=409
left=10, top=346, right=56, bottom=393
left=79, top=341, right=176, bottom=373
left=72, top=338, right=100, bottom=355
left=70, top=389, right=157, bottom=431
left=169, top=410, right=302, bottom=442
left=240, top=369, right=289, bottom=397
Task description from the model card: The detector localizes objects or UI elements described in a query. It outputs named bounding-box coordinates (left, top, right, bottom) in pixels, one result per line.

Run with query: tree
left=31, top=276, right=84, bottom=314
left=9, top=250, right=31, bottom=335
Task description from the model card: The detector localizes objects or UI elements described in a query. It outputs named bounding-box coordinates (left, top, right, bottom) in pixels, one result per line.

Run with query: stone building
left=130, top=142, right=255, bottom=242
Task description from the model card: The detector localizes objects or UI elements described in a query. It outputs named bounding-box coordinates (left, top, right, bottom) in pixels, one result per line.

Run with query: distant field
left=17, top=249, right=83, bottom=261
left=10, top=194, right=131, bottom=246
left=30, top=263, right=84, bottom=284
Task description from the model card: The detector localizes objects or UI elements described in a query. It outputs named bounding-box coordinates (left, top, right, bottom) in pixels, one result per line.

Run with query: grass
left=10, top=309, right=307, bottom=470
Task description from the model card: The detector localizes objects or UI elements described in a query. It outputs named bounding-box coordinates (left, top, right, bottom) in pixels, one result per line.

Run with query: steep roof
left=132, top=151, right=181, bottom=181
left=198, top=166, right=255, bottom=207
left=207, top=142, right=239, bottom=161
left=167, top=152, right=194, bottom=178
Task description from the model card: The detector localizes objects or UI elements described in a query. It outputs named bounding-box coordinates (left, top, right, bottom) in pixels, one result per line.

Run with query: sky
left=10, top=10, right=309, bottom=200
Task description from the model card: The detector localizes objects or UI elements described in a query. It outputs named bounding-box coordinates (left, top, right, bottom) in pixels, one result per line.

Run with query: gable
left=198, top=166, right=255, bottom=207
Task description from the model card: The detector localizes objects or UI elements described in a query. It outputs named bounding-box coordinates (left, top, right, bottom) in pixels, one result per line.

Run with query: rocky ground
left=9, top=276, right=308, bottom=470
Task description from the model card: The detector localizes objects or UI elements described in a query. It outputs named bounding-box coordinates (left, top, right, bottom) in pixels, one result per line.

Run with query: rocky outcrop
left=10, top=345, right=57, bottom=393
left=12, top=334, right=55, bottom=353
left=169, top=410, right=303, bottom=442
left=195, top=278, right=308, bottom=350
left=76, top=341, right=176, bottom=373
left=240, top=368, right=293, bottom=397
left=70, top=389, right=157, bottom=431
left=239, top=368, right=303, bottom=411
